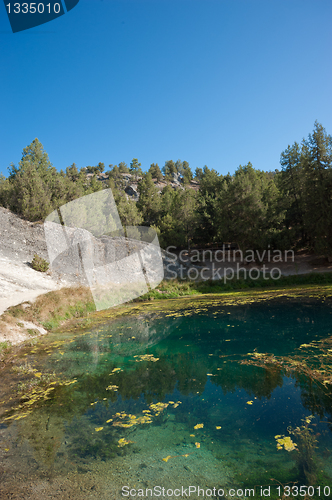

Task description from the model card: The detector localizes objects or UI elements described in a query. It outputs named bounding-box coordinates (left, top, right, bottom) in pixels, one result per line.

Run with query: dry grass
left=1, top=285, right=95, bottom=332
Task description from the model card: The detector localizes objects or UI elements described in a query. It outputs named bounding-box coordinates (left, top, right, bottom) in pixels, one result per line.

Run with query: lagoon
left=0, top=294, right=332, bottom=499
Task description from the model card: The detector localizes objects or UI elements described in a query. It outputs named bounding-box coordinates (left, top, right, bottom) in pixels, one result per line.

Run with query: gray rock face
left=171, top=171, right=183, bottom=184
left=124, top=184, right=139, bottom=200
left=0, top=207, right=48, bottom=263
left=0, top=205, right=187, bottom=313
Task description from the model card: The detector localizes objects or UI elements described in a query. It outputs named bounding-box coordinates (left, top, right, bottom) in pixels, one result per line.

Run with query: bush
left=0, top=341, right=12, bottom=354
left=31, top=254, right=49, bottom=272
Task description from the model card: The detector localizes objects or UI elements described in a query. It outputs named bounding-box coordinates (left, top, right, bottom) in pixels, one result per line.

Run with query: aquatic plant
left=67, top=419, right=126, bottom=460
left=275, top=415, right=319, bottom=485
left=275, top=435, right=297, bottom=452
left=241, top=336, right=332, bottom=392
left=12, top=361, right=35, bottom=375
left=288, top=415, right=319, bottom=485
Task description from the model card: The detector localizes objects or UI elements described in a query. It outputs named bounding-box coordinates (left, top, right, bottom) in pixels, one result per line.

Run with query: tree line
left=0, top=121, right=331, bottom=255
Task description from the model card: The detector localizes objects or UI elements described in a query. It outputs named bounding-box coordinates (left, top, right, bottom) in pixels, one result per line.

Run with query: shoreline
left=1, top=277, right=332, bottom=354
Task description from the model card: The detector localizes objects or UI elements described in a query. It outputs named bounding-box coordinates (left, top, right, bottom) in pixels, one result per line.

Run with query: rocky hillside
left=0, top=207, right=182, bottom=320
left=89, top=171, right=200, bottom=201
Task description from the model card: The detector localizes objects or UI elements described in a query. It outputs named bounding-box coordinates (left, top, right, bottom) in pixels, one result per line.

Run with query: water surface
left=0, top=296, right=332, bottom=499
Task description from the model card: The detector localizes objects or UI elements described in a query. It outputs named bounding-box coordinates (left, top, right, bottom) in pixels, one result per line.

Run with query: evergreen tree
left=8, top=138, right=55, bottom=220
left=195, top=166, right=222, bottom=245
left=278, top=142, right=306, bottom=246
left=181, top=161, right=193, bottom=184
left=175, top=188, right=198, bottom=250
left=118, top=161, right=129, bottom=173
left=149, top=163, right=163, bottom=182
left=162, top=160, right=177, bottom=179
left=66, top=163, right=80, bottom=182
left=137, top=172, right=161, bottom=225
left=157, top=186, right=180, bottom=247
left=108, top=165, right=125, bottom=190
left=302, top=122, right=332, bottom=255
left=0, top=174, right=13, bottom=209
left=157, top=185, right=198, bottom=249
left=5, top=139, right=102, bottom=221
left=109, top=178, right=142, bottom=227
left=216, top=163, right=283, bottom=250
left=129, top=158, right=143, bottom=181
left=195, top=167, right=204, bottom=180
left=85, top=162, right=105, bottom=175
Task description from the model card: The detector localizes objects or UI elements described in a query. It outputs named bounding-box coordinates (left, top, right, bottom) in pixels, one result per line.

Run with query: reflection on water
left=0, top=298, right=332, bottom=499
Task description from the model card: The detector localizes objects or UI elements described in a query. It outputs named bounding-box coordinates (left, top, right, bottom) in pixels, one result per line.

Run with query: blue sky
left=0, top=0, right=331, bottom=177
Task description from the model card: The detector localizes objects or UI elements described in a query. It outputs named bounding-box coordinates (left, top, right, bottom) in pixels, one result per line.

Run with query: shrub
left=0, top=340, right=12, bottom=353
left=31, top=254, right=49, bottom=272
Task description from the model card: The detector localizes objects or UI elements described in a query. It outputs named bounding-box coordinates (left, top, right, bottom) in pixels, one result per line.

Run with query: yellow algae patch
left=106, top=419, right=113, bottom=423
left=134, top=354, right=159, bottom=362
left=275, top=435, right=297, bottom=451
left=64, top=379, right=77, bottom=386
left=34, top=372, right=42, bottom=378
left=118, top=438, right=133, bottom=447
left=95, top=427, right=103, bottom=432
left=162, top=455, right=172, bottom=462
left=112, top=412, right=153, bottom=428
left=149, top=402, right=169, bottom=415
left=194, top=423, right=204, bottom=429
left=195, top=442, right=200, bottom=448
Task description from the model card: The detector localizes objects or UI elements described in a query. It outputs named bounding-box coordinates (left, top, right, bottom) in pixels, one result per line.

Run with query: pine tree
left=137, top=172, right=161, bottom=225
left=216, top=163, right=282, bottom=250
left=8, top=138, right=54, bottom=220
left=129, top=158, right=143, bottom=181
left=302, top=122, right=332, bottom=255
left=162, top=160, right=177, bottom=179
left=109, top=178, right=142, bottom=227
left=149, top=163, right=163, bottom=182
left=195, top=166, right=222, bottom=245
left=181, top=161, right=193, bottom=184
left=118, top=161, right=129, bottom=173
left=278, top=142, right=306, bottom=246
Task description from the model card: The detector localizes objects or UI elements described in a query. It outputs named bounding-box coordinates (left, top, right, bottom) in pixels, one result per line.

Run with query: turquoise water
left=0, top=298, right=332, bottom=499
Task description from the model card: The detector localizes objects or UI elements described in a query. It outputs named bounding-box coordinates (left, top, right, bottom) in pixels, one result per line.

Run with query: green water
left=1, top=297, right=332, bottom=499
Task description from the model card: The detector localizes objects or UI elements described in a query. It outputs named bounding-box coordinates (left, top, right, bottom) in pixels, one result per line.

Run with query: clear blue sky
left=1, top=0, right=331, bottom=177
